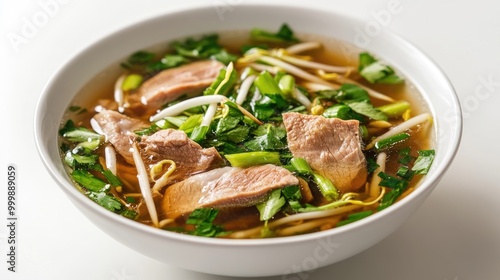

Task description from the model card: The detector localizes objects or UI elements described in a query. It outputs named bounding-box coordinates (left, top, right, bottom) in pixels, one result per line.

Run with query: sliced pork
left=282, top=112, right=367, bottom=193
left=139, top=129, right=224, bottom=185
left=127, top=60, right=224, bottom=116
left=162, top=164, right=299, bottom=219
left=93, top=109, right=148, bottom=164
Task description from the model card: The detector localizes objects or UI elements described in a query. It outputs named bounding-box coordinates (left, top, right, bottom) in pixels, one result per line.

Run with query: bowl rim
left=34, top=2, right=463, bottom=247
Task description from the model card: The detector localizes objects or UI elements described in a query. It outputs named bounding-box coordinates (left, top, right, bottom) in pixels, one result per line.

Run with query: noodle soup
left=58, top=24, right=434, bottom=238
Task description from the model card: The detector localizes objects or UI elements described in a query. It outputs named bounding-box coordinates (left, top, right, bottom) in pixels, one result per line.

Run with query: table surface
left=1, top=0, right=499, bottom=279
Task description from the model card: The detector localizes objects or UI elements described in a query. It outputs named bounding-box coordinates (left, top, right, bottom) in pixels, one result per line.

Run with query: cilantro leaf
left=250, top=23, right=299, bottom=43
left=244, top=124, right=287, bottom=151
left=358, top=52, right=404, bottom=84
left=186, top=208, right=227, bottom=237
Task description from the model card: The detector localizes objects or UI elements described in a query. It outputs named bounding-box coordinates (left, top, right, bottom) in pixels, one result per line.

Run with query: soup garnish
left=59, top=24, right=435, bottom=238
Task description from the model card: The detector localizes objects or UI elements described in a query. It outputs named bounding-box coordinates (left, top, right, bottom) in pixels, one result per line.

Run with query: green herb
left=186, top=208, right=226, bottom=237
left=396, top=165, right=412, bottom=179
left=215, top=115, right=242, bottom=135
left=411, top=150, right=435, bottom=175
left=64, top=152, right=98, bottom=168
left=244, top=124, right=287, bottom=151
left=377, top=172, right=409, bottom=210
left=323, top=104, right=364, bottom=121
left=71, top=170, right=108, bottom=192
left=190, top=125, right=210, bottom=142
left=162, top=116, right=189, bottom=128
left=101, top=169, right=122, bottom=187
left=319, top=84, right=388, bottom=121
left=125, top=196, right=137, bottom=204
left=89, top=191, right=122, bottom=212
left=145, top=54, right=189, bottom=73
left=204, top=65, right=238, bottom=96
left=344, top=100, right=388, bottom=121
left=68, top=106, right=87, bottom=115
left=250, top=23, right=299, bottom=43
left=374, top=132, right=410, bottom=151
left=178, top=114, right=203, bottom=133
left=210, top=50, right=238, bottom=65
left=134, top=123, right=160, bottom=136
left=281, top=185, right=302, bottom=212
left=278, top=74, right=295, bottom=95
left=377, top=101, right=410, bottom=118
left=336, top=210, right=373, bottom=227
left=125, top=51, right=155, bottom=66
left=121, top=209, right=138, bottom=220
left=59, top=120, right=103, bottom=150
left=366, top=157, right=380, bottom=173
left=358, top=52, right=404, bottom=84
left=256, top=189, right=286, bottom=222
left=290, top=157, right=313, bottom=176
left=378, top=172, right=408, bottom=189
left=312, top=173, right=339, bottom=201
left=377, top=149, right=435, bottom=210
left=255, top=71, right=284, bottom=95
left=172, top=34, right=236, bottom=64
left=282, top=185, right=302, bottom=201
left=121, top=74, right=143, bottom=91
left=398, top=147, right=414, bottom=165
left=225, top=151, right=281, bottom=167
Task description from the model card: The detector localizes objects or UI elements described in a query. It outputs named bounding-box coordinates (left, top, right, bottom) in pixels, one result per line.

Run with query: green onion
left=250, top=23, right=299, bottom=43
left=225, top=151, right=281, bottom=168
left=290, top=157, right=313, bottom=176
left=88, top=192, right=122, bottom=211
left=161, top=116, right=188, bottom=128
left=254, top=71, right=284, bottom=95
left=336, top=210, right=373, bottom=227
left=190, top=125, right=209, bottom=142
left=178, top=114, right=203, bottom=133
left=204, top=62, right=237, bottom=96
left=398, top=147, right=414, bottom=165
left=102, top=169, right=122, bottom=187
left=121, top=74, right=143, bottom=91
left=71, top=170, right=107, bottom=192
left=412, top=150, right=435, bottom=175
left=374, top=132, right=410, bottom=151
left=256, top=189, right=286, bottom=221
left=121, top=209, right=138, bottom=219
left=377, top=101, right=410, bottom=118
left=278, top=74, right=295, bottom=95
left=312, top=173, right=339, bottom=200
left=377, top=172, right=408, bottom=189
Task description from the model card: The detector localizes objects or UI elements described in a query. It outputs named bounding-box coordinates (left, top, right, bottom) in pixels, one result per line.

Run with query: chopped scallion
left=374, top=132, right=410, bottom=151
left=225, top=151, right=281, bottom=168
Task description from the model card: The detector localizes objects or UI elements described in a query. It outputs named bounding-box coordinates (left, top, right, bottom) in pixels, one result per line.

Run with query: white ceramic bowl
left=34, top=3, right=462, bottom=277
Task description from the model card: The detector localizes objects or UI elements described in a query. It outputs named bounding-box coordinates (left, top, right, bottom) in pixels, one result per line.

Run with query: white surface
left=0, top=0, right=498, bottom=279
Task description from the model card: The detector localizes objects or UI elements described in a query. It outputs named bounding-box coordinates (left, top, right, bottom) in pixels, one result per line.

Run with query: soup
left=58, top=24, right=434, bottom=238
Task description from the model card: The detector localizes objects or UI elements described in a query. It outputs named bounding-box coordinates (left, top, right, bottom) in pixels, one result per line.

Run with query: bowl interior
left=34, top=3, right=462, bottom=277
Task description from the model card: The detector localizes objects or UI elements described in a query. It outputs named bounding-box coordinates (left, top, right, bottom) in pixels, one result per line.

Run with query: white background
left=1, top=0, right=499, bottom=279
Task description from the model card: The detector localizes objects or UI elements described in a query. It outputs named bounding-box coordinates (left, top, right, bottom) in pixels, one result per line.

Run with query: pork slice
left=127, top=60, right=225, bottom=116
left=162, top=164, right=299, bottom=219
left=93, top=109, right=148, bottom=164
left=139, top=129, right=224, bottom=185
left=282, top=112, right=367, bottom=193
